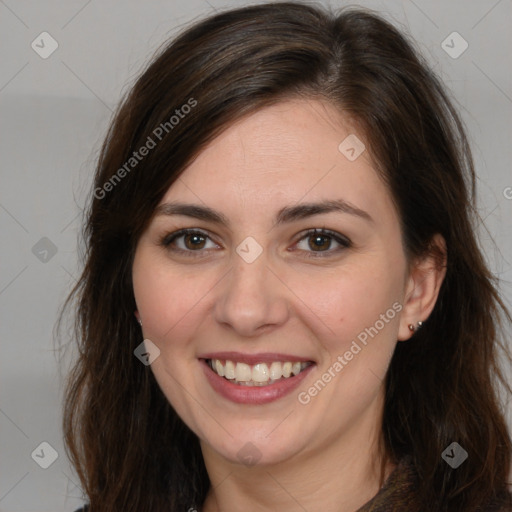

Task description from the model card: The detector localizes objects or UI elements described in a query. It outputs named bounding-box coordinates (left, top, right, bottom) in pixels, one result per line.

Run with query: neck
left=200, top=401, right=394, bottom=512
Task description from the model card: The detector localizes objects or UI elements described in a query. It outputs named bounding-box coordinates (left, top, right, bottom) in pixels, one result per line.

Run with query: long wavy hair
left=60, top=2, right=512, bottom=511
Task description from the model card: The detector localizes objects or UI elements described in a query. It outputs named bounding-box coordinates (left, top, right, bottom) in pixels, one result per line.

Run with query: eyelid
left=161, top=227, right=211, bottom=245
left=291, top=228, right=351, bottom=257
left=161, top=228, right=220, bottom=254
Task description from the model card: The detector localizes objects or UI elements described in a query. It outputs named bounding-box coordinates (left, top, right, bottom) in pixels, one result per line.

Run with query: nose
left=213, top=250, right=290, bottom=338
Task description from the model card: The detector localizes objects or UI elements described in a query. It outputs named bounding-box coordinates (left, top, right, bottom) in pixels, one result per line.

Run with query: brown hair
left=61, top=2, right=512, bottom=510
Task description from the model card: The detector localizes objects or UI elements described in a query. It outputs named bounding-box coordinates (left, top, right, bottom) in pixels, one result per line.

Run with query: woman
left=64, top=2, right=512, bottom=511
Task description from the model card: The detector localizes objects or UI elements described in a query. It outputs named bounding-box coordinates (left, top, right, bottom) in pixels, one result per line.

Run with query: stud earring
left=408, top=320, right=423, bottom=332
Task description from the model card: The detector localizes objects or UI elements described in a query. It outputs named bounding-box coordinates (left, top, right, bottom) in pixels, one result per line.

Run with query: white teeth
left=215, top=359, right=225, bottom=377
left=225, top=360, right=236, bottom=379
left=235, top=362, right=252, bottom=382
left=252, top=363, right=269, bottom=382
left=208, top=359, right=311, bottom=386
left=292, top=362, right=302, bottom=376
left=269, top=361, right=282, bottom=380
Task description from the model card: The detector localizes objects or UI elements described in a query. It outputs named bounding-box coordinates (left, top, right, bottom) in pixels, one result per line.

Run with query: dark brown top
left=357, top=456, right=511, bottom=512
left=356, top=457, right=420, bottom=511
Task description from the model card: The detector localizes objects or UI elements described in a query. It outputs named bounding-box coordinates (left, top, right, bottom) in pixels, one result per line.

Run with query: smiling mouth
left=205, top=358, right=314, bottom=387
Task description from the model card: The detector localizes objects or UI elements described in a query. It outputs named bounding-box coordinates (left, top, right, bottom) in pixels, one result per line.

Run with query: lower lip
left=200, top=359, right=315, bottom=405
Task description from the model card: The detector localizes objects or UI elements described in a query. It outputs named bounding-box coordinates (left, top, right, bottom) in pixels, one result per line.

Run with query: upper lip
left=198, top=351, right=315, bottom=365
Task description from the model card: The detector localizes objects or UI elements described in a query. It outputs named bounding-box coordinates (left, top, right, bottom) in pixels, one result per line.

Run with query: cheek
left=289, top=261, right=405, bottom=411
left=292, top=268, right=402, bottom=424
left=132, top=252, right=209, bottom=427
left=132, top=253, right=214, bottom=341
left=290, top=261, right=403, bottom=346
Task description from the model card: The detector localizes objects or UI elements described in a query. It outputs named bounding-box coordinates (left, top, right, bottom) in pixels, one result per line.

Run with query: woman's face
left=132, top=99, right=416, bottom=468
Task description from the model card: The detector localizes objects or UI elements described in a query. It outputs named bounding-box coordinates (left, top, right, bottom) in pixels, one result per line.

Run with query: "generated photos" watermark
left=94, top=97, right=197, bottom=199
left=298, top=301, right=403, bottom=404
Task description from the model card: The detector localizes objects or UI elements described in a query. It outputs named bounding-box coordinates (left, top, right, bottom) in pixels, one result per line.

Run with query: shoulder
left=73, top=506, right=89, bottom=512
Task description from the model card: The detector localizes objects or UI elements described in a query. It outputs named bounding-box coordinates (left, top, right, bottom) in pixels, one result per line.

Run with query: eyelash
left=160, top=228, right=351, bottom=259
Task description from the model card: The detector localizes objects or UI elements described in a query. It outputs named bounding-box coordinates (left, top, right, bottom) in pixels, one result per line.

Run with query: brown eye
left=183, top=232, right=207, bottom=250
left=161, top=229, right=219, bottom=256
left=308, top=233, right=332, bottom=251
left=295, top=228, right=351, bottom=257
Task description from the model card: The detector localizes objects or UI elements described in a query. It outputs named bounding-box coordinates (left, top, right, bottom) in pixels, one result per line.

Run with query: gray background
left=1, top=0, right=511, bottom=510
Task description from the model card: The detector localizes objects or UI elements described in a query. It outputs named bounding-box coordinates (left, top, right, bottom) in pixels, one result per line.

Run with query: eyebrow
left=155, top=199, right=373, bottom=227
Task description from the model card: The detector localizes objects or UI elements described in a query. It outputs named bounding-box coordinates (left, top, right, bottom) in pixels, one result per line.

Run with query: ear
left=397, top=234, right=447, bottom=341
left=134, top=310, right=141, bottom=323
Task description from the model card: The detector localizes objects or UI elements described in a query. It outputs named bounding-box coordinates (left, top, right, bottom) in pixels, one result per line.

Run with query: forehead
left=160, top=99, right=395, bottom=225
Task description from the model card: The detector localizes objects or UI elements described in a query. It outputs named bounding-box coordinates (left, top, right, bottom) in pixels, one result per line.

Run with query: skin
left=132, top=99, right=446, bottom=512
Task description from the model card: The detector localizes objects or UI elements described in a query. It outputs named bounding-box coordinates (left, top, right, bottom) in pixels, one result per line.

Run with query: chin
left=200, top=426, right=309, bottom=468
